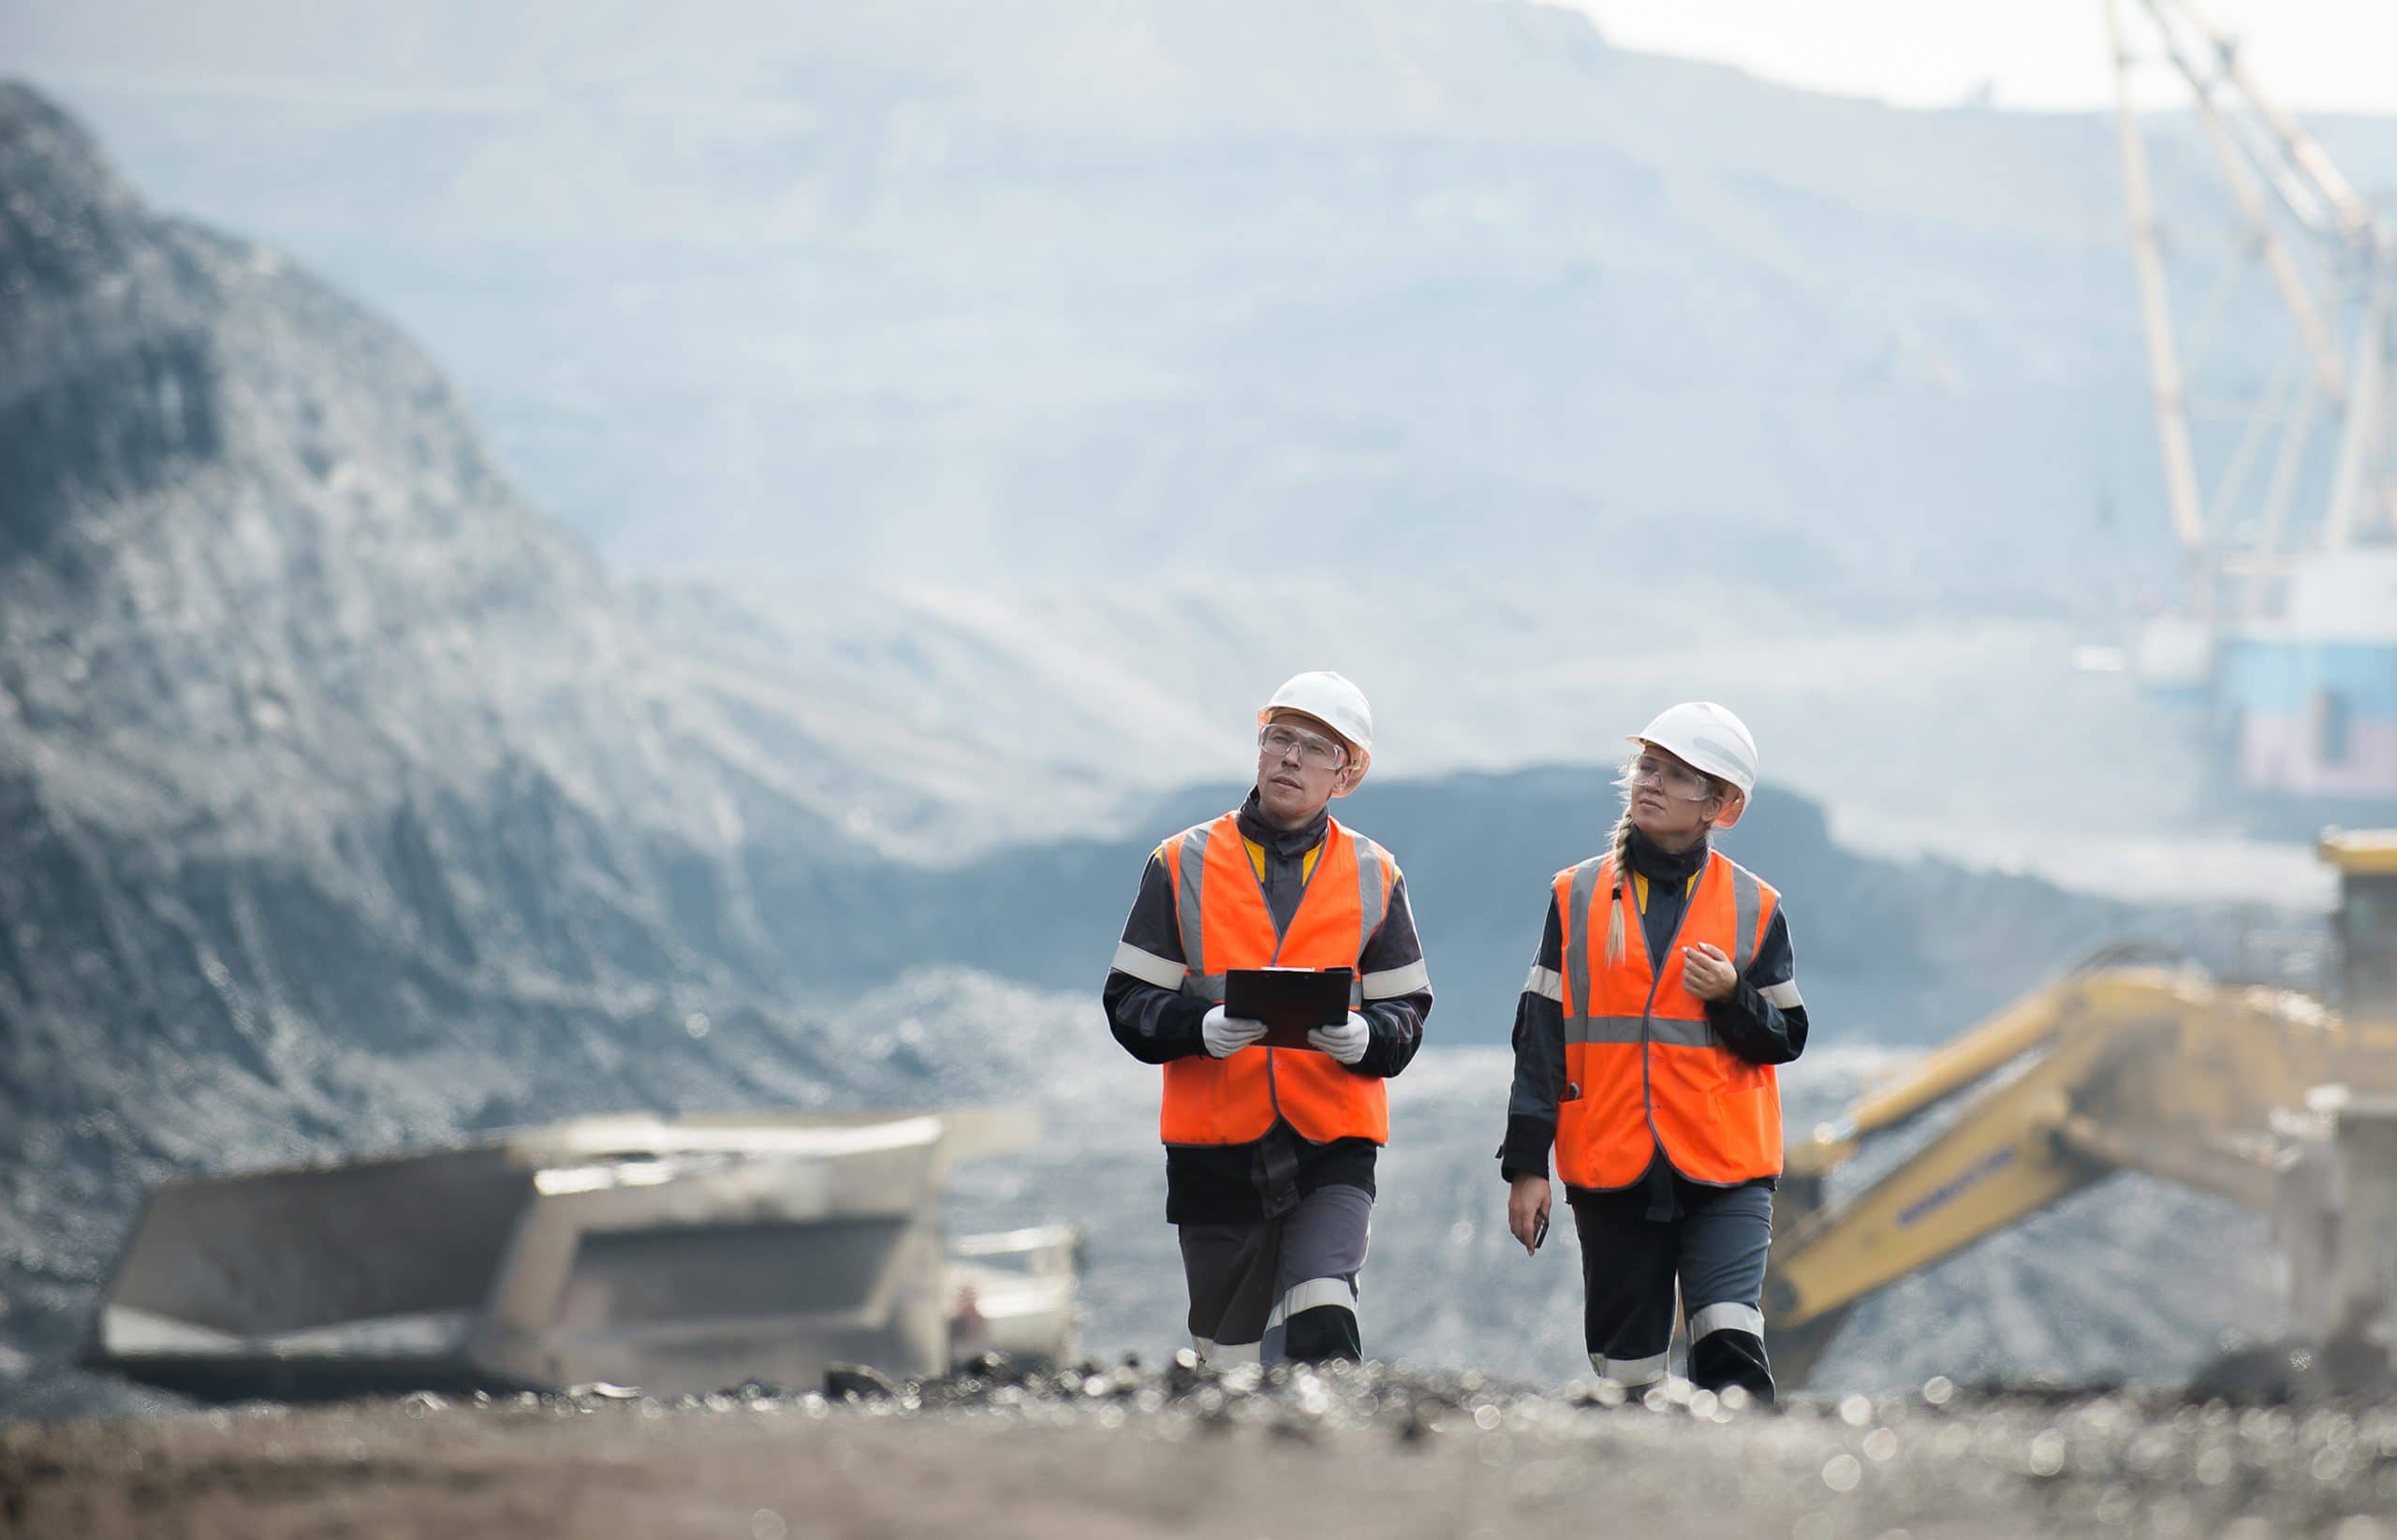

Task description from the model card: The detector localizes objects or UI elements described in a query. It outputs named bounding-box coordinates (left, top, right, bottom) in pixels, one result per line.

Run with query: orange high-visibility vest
left=1157, top=813, right=1397, bottom=1145
left=1551, top=848, right=1782, bottom=1189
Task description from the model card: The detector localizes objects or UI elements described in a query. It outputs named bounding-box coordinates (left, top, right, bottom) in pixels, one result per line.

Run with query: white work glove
left=1201, top=1005, right=1268, bottom=1059
left=1307, top=1014, right=1370, bottom=1065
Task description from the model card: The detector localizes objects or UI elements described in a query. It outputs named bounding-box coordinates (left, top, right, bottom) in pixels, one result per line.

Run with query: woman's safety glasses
left=1625, top=755, right=1717, bottom=800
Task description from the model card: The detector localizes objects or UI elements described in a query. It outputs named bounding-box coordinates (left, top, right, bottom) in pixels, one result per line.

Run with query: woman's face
left=1625, top=743, right=1724, bottom=844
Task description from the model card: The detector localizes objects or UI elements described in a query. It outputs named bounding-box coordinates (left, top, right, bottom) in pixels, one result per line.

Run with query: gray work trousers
left=1573, top=1181, right=1776, bottom=1401
left=1177, top=1183, right=1371, bottom=1366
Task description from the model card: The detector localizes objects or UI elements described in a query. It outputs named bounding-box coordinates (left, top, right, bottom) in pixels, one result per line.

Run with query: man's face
left=1254, top=711, right=1356, bottom=828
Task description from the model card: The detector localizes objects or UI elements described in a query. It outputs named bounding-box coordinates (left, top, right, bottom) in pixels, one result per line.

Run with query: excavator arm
left=1780, top=970, right=2085, bottom=1188
left=1764, top=1021, right=2127, bottom=1384
left=1763, top=967, right=2367, bottom=1386
left=1756, top=834, right=2397, bottom=1387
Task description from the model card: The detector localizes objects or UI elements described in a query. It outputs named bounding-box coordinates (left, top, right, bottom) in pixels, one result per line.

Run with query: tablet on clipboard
left=1224, top=966, right=1353, bottom=1051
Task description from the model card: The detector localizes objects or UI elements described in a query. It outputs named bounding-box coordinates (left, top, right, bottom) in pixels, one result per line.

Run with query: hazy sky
left=6, top=0, right=2391, bottom=120
left=1572, top=0, right=2397, bottom=114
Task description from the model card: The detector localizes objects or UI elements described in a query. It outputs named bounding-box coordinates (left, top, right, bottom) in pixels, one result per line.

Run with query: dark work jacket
left=1497, top=824, right=1807, bottom=1222
left=1104, top=788, right=1434, bottom=1225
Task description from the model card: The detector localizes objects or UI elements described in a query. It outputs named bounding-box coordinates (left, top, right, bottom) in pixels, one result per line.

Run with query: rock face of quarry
left=0, top=81, right=1030, bottom=1407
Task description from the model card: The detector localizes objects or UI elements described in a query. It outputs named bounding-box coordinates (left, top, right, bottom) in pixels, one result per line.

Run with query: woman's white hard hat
left=1631, top=701, right=1757, bottom=828
left=1259, top=671, right=1374, bottom=787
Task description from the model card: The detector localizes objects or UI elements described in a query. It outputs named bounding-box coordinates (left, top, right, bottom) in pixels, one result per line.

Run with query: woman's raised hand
left=1682, top=942, right=1739, bottom=1001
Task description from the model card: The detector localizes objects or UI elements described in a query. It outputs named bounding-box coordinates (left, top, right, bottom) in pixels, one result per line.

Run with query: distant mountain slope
left=32, top=0, right=2396, bottom=603
left=775, top=764, right=2265, bottom=1048
left=635, top=568, right=2312, bottom=913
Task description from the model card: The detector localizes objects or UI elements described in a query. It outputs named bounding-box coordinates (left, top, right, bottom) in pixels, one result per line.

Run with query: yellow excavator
left=1764, top=830, right=2397, bottom=1386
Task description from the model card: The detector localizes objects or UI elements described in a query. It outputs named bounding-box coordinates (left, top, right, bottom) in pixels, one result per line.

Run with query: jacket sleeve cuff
left=1349, top=1023, right=1398, bottom=1078
left=1706, top=981, right=1800, bottom=1065
left=1498, top=1114, right=1554, bottom=1181
left=1156, top=993, right=1212, bottom=1061
left=1347, top=1000, right=1426, bottom=1079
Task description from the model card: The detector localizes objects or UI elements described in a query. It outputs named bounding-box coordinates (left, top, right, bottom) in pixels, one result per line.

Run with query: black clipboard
left=1224, top=966, right=1353, bottom=1050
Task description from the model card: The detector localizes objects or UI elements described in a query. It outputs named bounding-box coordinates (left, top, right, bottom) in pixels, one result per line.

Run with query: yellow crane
left=1764, top=831, right=2397, bottom=1386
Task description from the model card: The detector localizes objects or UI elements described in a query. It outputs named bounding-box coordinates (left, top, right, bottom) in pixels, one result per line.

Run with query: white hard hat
left=1259, top=670, right=1374, bottom=785
left=1630, top=701, right=1757, bottom=828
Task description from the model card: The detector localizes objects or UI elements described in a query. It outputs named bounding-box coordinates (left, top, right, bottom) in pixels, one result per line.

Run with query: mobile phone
left=1532, top=1210, right=1551, bottom=1251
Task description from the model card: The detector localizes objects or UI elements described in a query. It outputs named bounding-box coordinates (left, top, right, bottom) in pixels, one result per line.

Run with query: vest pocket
left=1710, top=1083, right=1778, bottom=1159
left=1548, top=1093, right=1579, bottom=1184
left=1556, top=1093, right=1587, bottom=1157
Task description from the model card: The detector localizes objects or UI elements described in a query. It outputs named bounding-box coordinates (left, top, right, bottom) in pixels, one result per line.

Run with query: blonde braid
left=1602, top=782, right=1637, bottom=966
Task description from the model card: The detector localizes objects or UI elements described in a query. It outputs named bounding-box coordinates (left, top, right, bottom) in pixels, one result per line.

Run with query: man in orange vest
left=1496, top=702, right=1806, bottom=1404
left=1105, top=671, right=1433, bottom=1367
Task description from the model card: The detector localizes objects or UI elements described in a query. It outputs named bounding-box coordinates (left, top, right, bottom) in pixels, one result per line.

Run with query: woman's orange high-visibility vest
left=1551, top=848, right=1783, bottom=1189
left=1158, top=813, right=1396, bottom=1145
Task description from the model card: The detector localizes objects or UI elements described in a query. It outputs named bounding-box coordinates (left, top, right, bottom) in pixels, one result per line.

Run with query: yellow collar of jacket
left=1629, top=870, right=1694, bottom=912
left=1244, top=834, right=1322, bottom=884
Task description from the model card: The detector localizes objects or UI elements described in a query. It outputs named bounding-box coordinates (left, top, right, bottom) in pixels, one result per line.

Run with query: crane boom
left=2107, top=0, right=2210, bottom=564
left=2151, top=0, right=2384, bottom=258
left=2111, top=0, right=2397, bottom=635
left=2140, top=9, right=2346, bottom=403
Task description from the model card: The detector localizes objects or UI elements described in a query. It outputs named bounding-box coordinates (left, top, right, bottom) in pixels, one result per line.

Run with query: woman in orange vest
left=1104, top=672, right=1433, bottom=1367
left=1496, top=702, right=1806, bottom=1403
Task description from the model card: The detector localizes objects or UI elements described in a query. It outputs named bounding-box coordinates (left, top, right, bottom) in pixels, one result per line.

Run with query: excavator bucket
left=82, top=1109, right=1073, bottom=1401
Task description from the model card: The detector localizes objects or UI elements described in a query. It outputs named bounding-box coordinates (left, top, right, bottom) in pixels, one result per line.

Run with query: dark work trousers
left=1571, top=1181, right=1776, bottom=1401
left=1177, top=1184, right=1371, bottom=1366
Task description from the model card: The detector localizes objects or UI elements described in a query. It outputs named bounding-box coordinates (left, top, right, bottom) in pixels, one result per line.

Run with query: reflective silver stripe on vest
left=1564, top=1013, right=1645, bottom=1045
left=1175, top=823, right=1213, bottom=978
left=1184, top=972, right=1228, bottom=1003
left=1361, top=959, right=1429, bottom=1000
left=1353, top=834, right=1389, bottom=941
left=1564, top=1014, right=1715, bottom=1049
left=1350, top=833, right=1393, bottom=1009
left=1560, top=857, right=1607, bottom=1026
left=1729, top=860, right=1760, bottom=975
left=1654, top=1016, right=1717, bottom=1049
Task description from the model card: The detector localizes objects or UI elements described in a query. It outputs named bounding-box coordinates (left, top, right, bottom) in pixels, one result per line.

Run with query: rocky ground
left=7, top=1359, right=2397, bottom=1539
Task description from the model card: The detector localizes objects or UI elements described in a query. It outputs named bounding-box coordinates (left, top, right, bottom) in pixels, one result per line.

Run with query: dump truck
left=1765, top=830, right=2397, bottom=1386
left=81, top=1107, right=1079, bottom=1401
